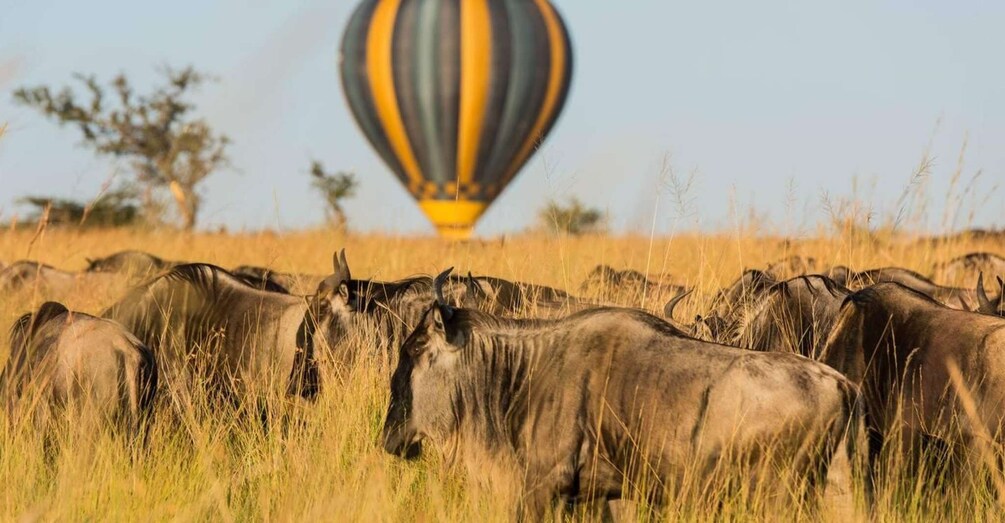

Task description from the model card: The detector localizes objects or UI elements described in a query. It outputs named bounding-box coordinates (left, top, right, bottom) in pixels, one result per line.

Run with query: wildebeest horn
left=433, top=268, right=456, bottom=321
left=434, top=268, right=455, bottom=307
left=977, top=272, right=995, bottom=314
left=332, top=249, right=351, bottom=283
left=663, top=289, right=693, bottom=320
left=465, top=272, right=483, bottom=296
left=958, top=296, right=973, bottom=312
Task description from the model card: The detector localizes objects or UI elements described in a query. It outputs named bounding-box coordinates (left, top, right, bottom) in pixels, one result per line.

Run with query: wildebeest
left=1, top=261, right=76, bottom=293
left=696, top=269, right=779, bottom=341
left=0, top=260, right=122, bottom=297
left=933, top=252, right=1005, bottom=284
left=84, top=249, right=181, bottom=277
left=383, top=270, right=861, bottom=518
left=763, top=255, right=819, bottom=279
left=472, top=274, right=592, bottom=314
left=2, top=302, right=157, bottom=436
left=735, top=275, right=850, bottom=358
left=580, top=264, right=651, bottom=290
left=579, top=264, right=687, bottom=306
left=102, top=252, right=358, bottom=403
left=819, top=282, right=1005, bottom=474
left=829, top=265, right=994, bottom=310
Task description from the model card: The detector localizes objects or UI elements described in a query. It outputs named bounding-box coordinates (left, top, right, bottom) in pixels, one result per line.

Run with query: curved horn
left=663, top=289, right=693, bottom=320
left=340, top=249, right=350, bottom=280
left=466, top=271, right=483, bottom=296
left=434, top=268, right=455, bottom=307
left=977, top=272, right=995, bottom=314
left=997, top=276, right=1005, bottom=315
left=333, top=249, right=351, bottom=283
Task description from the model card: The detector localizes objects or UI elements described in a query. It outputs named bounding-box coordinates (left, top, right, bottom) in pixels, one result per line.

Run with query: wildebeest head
left=84, top=250, right=173, bottom=276
left=383, top=268, right=465, bottom=460
left=700, top=269, right=776, bottom=341
left=662, top=289, right=717, bottom=338
left=305, top=250, right=357, bottom=348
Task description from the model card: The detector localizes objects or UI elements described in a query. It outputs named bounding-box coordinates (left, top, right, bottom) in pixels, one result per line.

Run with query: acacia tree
left=13, top=66, right=229, bottom=230
left=537, top=197, right=606, bottom=235
left=309, top=160, right=357, bottom=232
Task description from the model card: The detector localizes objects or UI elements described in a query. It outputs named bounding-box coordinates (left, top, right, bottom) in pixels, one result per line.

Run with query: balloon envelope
left=339, top=0, right=573, bottom=238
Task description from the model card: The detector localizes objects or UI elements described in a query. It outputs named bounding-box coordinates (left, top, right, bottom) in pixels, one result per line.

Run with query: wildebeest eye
left=407, top=339, right=426, bottom=358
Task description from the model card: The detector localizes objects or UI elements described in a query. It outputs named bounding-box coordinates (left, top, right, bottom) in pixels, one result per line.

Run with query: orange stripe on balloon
left=502, top=0, right=567, bottom=185
left=456, top=0, right=493, bottom=190
left=366, top=0, right=423, bottom=188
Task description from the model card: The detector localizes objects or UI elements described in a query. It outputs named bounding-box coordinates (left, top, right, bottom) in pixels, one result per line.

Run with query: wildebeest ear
left=429, top=305, right=447, bottom=334
left=337, top=281, right=351, bottom=304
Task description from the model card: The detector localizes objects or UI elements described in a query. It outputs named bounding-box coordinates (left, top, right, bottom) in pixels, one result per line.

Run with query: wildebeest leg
left=518, top=487, right=556, bottom=522
left=519, top=463, right=575, bottom=522
left=565, top=498, right=618, bottom=522
left=258, top=401, right=272, bottom=437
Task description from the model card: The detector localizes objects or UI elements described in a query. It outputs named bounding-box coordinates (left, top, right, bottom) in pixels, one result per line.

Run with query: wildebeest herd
left=2, top=248, right=1005, bottom=518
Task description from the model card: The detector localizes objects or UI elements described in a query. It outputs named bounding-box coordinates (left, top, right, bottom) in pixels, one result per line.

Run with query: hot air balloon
left=339, top=0, right=573, bottom=239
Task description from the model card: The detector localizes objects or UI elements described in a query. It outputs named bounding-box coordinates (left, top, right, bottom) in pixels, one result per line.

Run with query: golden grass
left=1, top=227, right=1003, bottom=521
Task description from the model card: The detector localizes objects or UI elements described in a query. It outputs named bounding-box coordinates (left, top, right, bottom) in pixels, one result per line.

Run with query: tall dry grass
left=0, top=226, right=1003, bottom=521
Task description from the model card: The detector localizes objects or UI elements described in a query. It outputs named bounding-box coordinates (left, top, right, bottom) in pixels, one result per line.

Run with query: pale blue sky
left=1, top=1, right=1002, bottom=235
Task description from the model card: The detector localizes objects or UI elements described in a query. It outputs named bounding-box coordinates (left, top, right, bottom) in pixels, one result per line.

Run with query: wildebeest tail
left=841, top=380, right=871, bottom=506
left=0, top=312, right=33, bottom=412
left=137, top=342, right=158, bottom=415
left=122, top=338, right=158, bottom=437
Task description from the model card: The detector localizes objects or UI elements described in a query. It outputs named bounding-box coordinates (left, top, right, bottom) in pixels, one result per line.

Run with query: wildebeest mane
left=445, top=304, right=686, bottom=340
left=771, top=275, right=847, bottom=300
left=156, top=263, right=291, bottom=298
left=351, top=275, right=430, bottom=309
left=844, top=281, right=942, bottom=309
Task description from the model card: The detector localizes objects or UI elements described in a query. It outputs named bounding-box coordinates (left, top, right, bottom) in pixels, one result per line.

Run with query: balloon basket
left=434, top=225, right=475, bottom=241
left=419, top=200, right=487, bottom=241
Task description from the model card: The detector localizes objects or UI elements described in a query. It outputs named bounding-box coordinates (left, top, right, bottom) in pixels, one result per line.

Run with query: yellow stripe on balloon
left=366, top=0, right=423, bottom=188
left=503, top=0, right=567, bottom=185
left=456, top=0, right=493, bottom=190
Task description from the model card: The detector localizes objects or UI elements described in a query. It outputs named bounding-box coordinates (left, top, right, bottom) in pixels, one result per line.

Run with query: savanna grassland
left=1, top=226, right=1004, bottom=521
